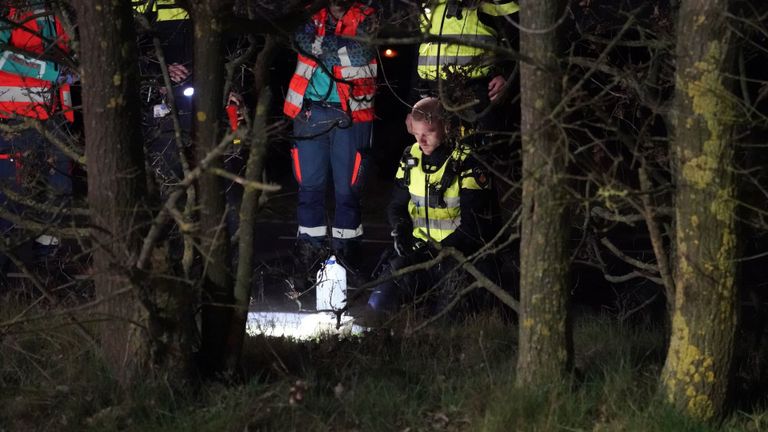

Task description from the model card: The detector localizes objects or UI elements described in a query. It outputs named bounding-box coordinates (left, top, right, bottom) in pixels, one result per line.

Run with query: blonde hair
left=410, top=97, right=445, bottom=126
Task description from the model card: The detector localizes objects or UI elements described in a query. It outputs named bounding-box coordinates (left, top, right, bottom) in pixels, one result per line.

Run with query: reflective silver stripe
left=338, top=46, right=351, bottom=67
left=331, top=225, right=363, bottom=239
left=295, top=61, right=316, bottom=80
left=413, top=217, right=460, bottom=231
left=339, top=64, right=377, bottom=79
left=285, top=89, right=304, bottom=108
left=0, top=51, right=10, bottom=71
left=479, top=1, right=520, bottom=16
left=410, top=193, right=424, bottom=206
left=418, top=55, right=484, bottom=67
left=298, top=225, right=327, bottom=237
left=425, top=34, right=497, bottom=44
left=349, top=97, right=373, bottom=112
left=60, top=87, right=71, bottom=107
left=410, top=193, right=460, bottom=208
left=0, top=86, right=51, bottom=103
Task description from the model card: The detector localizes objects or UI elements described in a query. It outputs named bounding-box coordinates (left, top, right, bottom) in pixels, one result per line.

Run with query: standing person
left=0, top=1, right=75, bottom=271
left=365, top=97, right=496, bottom=321
left=135, top=0, right=193, bottom=196
left=412, top=0, right=518, bottom=137
left=284, top=1, right=378, bottom=275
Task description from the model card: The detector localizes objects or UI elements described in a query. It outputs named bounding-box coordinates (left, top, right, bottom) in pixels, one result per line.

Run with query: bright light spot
left=425, top=8, right=431, bottom=14
left=183, top=87, right=194, bottom=97
left=383, top=48, right=397, bottom=58
left=246, top=311, right=367, bottom=340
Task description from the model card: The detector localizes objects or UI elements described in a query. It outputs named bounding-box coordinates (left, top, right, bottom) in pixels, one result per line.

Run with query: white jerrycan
left=316, top=255, right=347, bottom=314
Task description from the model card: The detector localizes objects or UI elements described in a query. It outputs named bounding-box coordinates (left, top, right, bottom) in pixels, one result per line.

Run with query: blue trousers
left=291, top=102, right=371, bottom=249
left=0, top=122, right=73, bottom=270
left=0, top=124, right=73, bottom=228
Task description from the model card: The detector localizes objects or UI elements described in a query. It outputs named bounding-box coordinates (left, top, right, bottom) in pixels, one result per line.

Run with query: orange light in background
left=383, top=48, right=397, bottom=58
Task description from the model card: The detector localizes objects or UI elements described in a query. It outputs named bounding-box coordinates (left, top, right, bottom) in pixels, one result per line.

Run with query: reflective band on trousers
left=332, top=225, right=363, bottom=239
left=298, top=225, right=327, bottom=237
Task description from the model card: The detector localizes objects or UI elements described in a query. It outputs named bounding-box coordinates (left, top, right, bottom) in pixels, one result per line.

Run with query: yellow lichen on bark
left=106, top=96, right=124, bottom=108
left=682, top=156, right=716, bottom=189
left=113, top=73, right=122, bottom=86
left=596, top=185, right=628, bottom=211
left=664, top=315, right=716, bottom=419
left=709, top=188, right=733, bottom=222
left=681, top=42, right=734, bottom=191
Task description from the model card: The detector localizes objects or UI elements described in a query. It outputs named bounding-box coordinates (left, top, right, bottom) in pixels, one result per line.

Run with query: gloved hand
left=168, top=63, right=191, bottom=83
left=56, top=67, right=79, bottom=85
left=391, top=223, right=414, bottom=257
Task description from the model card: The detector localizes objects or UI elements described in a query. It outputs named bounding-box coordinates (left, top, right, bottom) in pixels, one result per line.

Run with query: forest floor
left=2, top=304, right=768, bottom=432
left=2, top=152, right=768, bottom=431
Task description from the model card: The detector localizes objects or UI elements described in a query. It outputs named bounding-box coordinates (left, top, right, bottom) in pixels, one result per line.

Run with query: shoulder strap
left=400, top=145, right=419, bottom=187
left=431, top=145, right=467, bottom=207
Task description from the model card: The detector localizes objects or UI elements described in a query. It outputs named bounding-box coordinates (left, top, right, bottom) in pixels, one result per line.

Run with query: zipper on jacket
left=425, top=173, right=431, bottom=240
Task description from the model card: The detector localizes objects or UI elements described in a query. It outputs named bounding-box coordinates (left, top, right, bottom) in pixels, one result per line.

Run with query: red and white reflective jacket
left=283, top=4, right=377, bottom=123
left=0, top=7, right=73, bottom=121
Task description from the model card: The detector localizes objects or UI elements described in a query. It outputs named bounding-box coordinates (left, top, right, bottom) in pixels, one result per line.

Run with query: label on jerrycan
left=316, top=255, right=347, bottom=313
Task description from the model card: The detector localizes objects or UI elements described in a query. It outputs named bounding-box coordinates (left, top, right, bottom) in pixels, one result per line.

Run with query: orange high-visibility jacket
left=283, top=4, right=377, bottom=123
left=0, top=7, right=73, bottom=121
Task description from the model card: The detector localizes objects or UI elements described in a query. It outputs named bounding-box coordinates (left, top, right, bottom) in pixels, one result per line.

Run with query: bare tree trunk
left=515, top=0, right=572, bottom=387
left=660, top=0, right=738, bottom=420
left=72, top=0, right=149, bottom=385
left=189, top=0, right=233, bottom=375
left=229, top=36, right=276, bottom=371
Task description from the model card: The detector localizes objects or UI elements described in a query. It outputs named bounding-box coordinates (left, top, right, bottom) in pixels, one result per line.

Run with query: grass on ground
left=2, top=303, right=768, bottom=431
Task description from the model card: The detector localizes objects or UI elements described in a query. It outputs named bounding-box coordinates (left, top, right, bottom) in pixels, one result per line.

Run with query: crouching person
left=364, top=97, right=497, bottom=323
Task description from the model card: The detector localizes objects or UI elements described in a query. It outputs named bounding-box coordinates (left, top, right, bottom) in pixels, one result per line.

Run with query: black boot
left=296, top=239, right=327, bottom=272
left=331, top=239, right=368, bottom=290
left=290, top=239, right=328, bottom=309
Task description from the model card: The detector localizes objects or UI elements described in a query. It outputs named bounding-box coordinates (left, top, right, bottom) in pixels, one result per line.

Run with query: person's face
left=411, top=119, right=444, bottom=155
left=330, top=1, right=351, bottom=19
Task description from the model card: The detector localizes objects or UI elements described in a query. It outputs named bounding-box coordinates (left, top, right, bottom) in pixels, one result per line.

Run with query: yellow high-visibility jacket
left=417, top=0, right=519, bottom=80
left=134, top=0, right=189, bottom=21
left=390, top=143, right=492, bottom=250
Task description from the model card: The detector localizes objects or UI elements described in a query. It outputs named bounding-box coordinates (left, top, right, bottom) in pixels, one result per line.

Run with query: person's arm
left=294, top=13, right=322, bottom=58
left=387, top=146, right=414, bottom=231
left=479, top=1, right=519, bottom=100
left=320, top=7, right=378, bottom=67
left=387, top=146, right=417, bottom=255
left=440, top=156, right=494, bottom=255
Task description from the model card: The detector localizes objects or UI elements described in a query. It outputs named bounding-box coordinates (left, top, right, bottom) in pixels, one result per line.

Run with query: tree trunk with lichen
left=188, top=0, right=234, bottom=375
left=72, top=0, right=149, bottom=384
left=660, top=0, right=737, bottom=420
left=515, top=0, right=572, bottom=387
left=229, top=36, right=277, bottom=371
